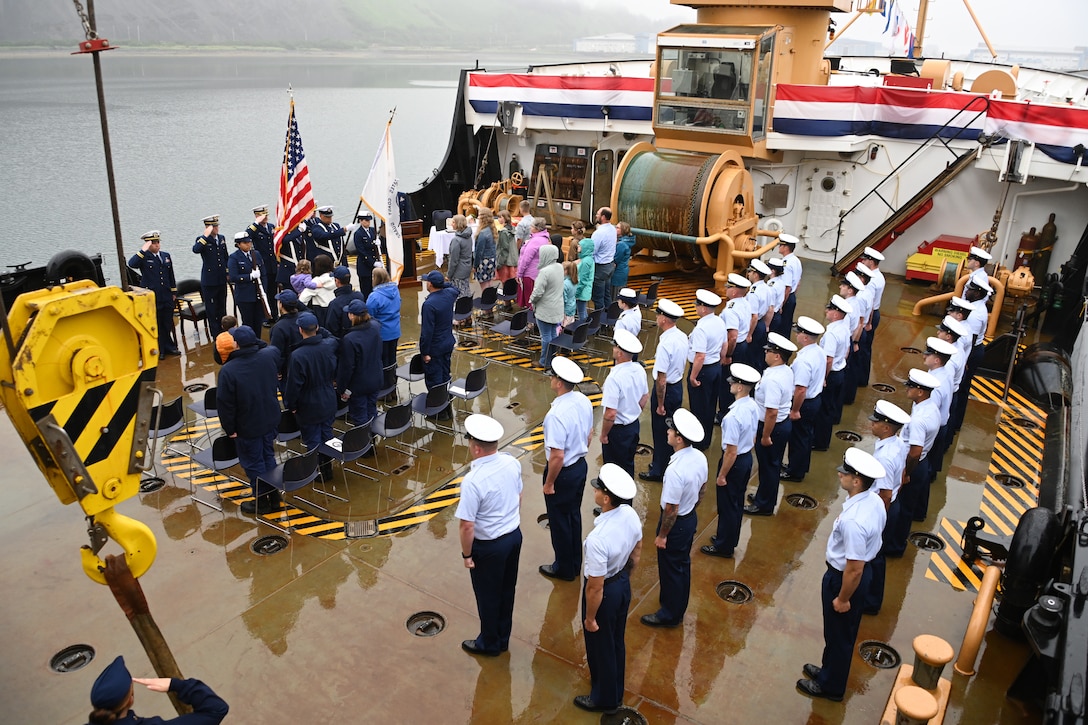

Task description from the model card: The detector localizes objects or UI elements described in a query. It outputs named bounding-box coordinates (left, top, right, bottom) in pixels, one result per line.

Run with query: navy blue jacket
left=191, top=234, right=229, bottom=286
left=420, top=284, right=458, bottom=357
left=337, top=319, right=383, bottom=396
left=310, top=219, right=347, bottom=265
left=269, top=311, right=303, bottom=377
left=217, top=343, right=281, bottom=439
left=128, top=250, right=176, bottom=309
left=284, top=334, right=339, bottom=426
left=247, top=221, right=277, bottom=278
left=227, top=248, right=263, bottom=303
left=354, top=225, right=380, bottom=274
left=325, top=285, right=366, bottom=339
left=276, top=232, right=306, bottom=288
left=85, top=677, right=228, bottom=725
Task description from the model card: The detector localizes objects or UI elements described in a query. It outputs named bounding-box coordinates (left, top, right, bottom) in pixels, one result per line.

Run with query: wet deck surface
left=0, top=269, right=1048, bottom=723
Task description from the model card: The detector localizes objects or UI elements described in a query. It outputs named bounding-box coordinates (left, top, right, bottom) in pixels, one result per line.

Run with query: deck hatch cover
left=139, top=476, right=165, bottom=493
left=836, top=430, right=862, bottom=442
left=716, top=580, right=753, bottom=604
left=909, top=532, right=946, bottom=551
left=859, top=640, right=900, bottom=669
left=872, top=383, right=896, bottom=393
left=406, top=611, right=446, bottom=637
left=785, top=493, right=818, bottom=510
left=251, top=535, right=289, bottom=555
left=50, top=645, right=95, bottom=673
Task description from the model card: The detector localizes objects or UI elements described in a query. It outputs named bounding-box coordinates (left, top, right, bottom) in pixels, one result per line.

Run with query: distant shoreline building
left=967, top=45, right=1088, bottom=72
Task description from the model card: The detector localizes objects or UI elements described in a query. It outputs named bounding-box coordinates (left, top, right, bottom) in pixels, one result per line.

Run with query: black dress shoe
left=811, top=446, right=829, bottom=452
left=538, top=564, right=576, bottom=582
left=240, top=497, right=278, bottom=516
left=700, top=543, right=734, bottom=558
left=572, top=695, right=617, bottom=714
left=461, top=639, right=500, bottom=657
left=780, top=472, right=805, bottom=482
left=796, top=677, right=843, bottom=702
left=862, top=608, right=880, bottom=616
left=802, top=663, right=821, bottom=680
left=743, top=504, right=773, bottom=516
left=746, top=493, right=756, bottom=504
left=638, top=471, right=663, bottom=482
left=640, top=613, right=679, bottom=628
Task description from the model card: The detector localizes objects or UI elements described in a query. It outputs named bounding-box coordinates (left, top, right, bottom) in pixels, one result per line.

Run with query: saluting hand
left=204, top=225, right=214, bottom=236
left=133, top=677, right=172, bottom=693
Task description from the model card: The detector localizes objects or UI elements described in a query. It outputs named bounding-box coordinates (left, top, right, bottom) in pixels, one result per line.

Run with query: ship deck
left=0, top=268, right=1051, bottom=723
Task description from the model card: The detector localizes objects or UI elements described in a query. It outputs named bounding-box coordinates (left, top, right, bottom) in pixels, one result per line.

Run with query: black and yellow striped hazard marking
left=924, top=378, right=1046, bottom=591
left=653, top=272, right=714, bottom=319
left=511, top=390, right=603, bottom=452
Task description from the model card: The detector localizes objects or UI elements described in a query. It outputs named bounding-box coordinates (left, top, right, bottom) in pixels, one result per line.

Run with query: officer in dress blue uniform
left=576, top=463, right=642, bottom=715
left=283, top=311, right=339, bottom=480
left=310, top=205, right=348, bottom=265
left=641, top=408, right=706, bottom=628
left=745, top=332, right=797, bottom=516
left=276, top=221, right=307, bottom=293
left=128, top=230, right=179, bottom=357
left=192, top=214, right=229, bottom=338
left=247, top=204, right=278, bottom=324
left=781, top=316, right=827, bottom=482
left=85, top=654, right=228, bottom=725
left=702, top=363, right=760, bottom=558
left=600, top=329, right=649, bottom=477
left=686, top=289, right=726, bottom=450
left=797, top=447, right=886, bottom=702
left=891, top=369, right=941, bottom=549
left=539, top=356, right=595, bottom=582
left=640, top=299, right=687, bottom=482
left=862, top=399, right=910, bottom=613
left=456, top=414, right=523, bottom=657
left=353, top=212, right=382, bottom=300
left=227, top=230, right=266, bottom=337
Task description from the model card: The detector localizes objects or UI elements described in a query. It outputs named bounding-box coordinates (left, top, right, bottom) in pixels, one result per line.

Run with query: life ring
left=46, top=249, right=99, bottom=287
left=761, top=216, right=784, bottom=233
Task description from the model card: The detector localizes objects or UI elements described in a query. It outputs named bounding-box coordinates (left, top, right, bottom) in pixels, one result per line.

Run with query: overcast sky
left=590, top=0, right=1081, bottom=57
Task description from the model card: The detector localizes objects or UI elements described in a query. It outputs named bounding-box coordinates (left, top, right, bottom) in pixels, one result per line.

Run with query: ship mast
left=913, top=0, right=999, bottom=60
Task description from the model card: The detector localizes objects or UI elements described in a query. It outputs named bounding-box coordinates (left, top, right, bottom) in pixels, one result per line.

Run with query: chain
left=71, top=0, right=97, bottom=39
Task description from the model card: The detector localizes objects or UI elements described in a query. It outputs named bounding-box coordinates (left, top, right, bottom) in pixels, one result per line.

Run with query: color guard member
left=745, top=332, right=797, bottom=516
left=600, top=329, right=649, bottom=477
left=227, top=230, right=266, bottom=336
left=797, top=447, right=886, bottom=702
left=128, top=230, right=179, bottom=357
left=310, top=205, right=348, bottom=265
left=640, top=299, right=687, bottom=482
left=576, top=464, right=642, bottom=714
left=781, top=316, right=826, bottom=483
left=641, top=408, right=706, bottom=627
left=862, top=400, right=911, bottom=611
left=248, top=205, right=278, bottom=324
left=457, top=414, right=523, bottom=657
left=687, top=288, right=726, bottom=450
left=539, top=356, right=594, bottom=582
left=353, top=212, right=382, bottom=299
left=192, top=214, right=229, bottom=337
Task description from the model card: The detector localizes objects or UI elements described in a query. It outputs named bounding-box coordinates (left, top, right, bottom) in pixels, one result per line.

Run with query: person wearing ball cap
left=796, top=447, right=886, bottom=703
left=744, top=332, right=797, bottom=517
left=813, top=295, right=852, bottom=451
left=776, top=232, right=803, bottom=334
left=336, top=298, right=383, bottom=426
left=781, top=316, right=826, bottom=483
left=686, top=288, right=725, bottom=450
left=539, top=356, right=594, bottom=582
left=575, top=463, right=643, bottom=714
left=85, top=654, right=228, bottom=724
left=702, top=362, right=760, bottom=559
left=641, top=408, right=706, bottom=628
left=893, top=369, right=942, bottom=546
left=862, top=399, right=911, bottom=614
left=455, top=414, right=524, bottom=657
left=601, top=329, right=648, bottom=477
left=641, top=298, right=688, bottom=482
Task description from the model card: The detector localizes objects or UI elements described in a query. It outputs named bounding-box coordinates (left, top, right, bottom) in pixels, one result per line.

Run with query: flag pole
left=353, top=107, right=397, bottom=222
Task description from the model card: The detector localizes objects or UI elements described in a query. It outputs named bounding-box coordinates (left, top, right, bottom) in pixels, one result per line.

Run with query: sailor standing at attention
left=745, top=259, right=773, bottom=368
left=600, top=329, right=649, bottom=477
left=575, top=463, right=642, bottom=715
left=892, top=369, right=941, bottom=547
left=812, top=295, right=852, bottom=451
left=744, top=332, right=797, bottom=517
left=796, top=447, right=886, bottom=702
left=192, top=214, right=229, bottom=337
left=856, top=247, right=885, bottom=333
left=352, top=212, right=381, bottom=299
left=640, top=299, right=687, bottom=483
left=781, top=316, right=827, bottom=483
left=701, top=363, right=760, bottom=559
left=614, top=288, right=643, bottom=339
left=128, top=230, right=179, bottom=357
left=715, top=273, right=752, bottom=422
left=310, top=205, right=348, bottom=265
left=686, top=288, right=726, bottom=450
left=861, top=399, right=911, bottom=613
left=539, top=356, right=594, bottom=583
left=227, top=230, right=265, bottom=337
left=248, top=205, right=279, bottom=325
left=964, top=246, right=993, bottom=300
left=457, top=414, right=523, bottom=657
left=777, top=233, right=803, bottom=334
left=765, top=258, right=787, bottom=338
left=641, top=408, right=706, bottom=628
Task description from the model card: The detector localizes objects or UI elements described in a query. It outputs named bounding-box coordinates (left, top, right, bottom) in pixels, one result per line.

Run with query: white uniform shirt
left=825, top=490, right=886, bottom=570
left=584, top=504, right=642, bottom=579
left=821, top=319, right=850, bottom=372
left=970, top=267, right=992, bottom=300
left=720, top=295, right=752, bottom=343
left=755, top=363, right=794, bottom=423
left=872, top=434, right=909, bottom=502
left=661, top=445, right=707, bottom=517
left=653, top=326, right=688, bottom=384
left=766, top=278, right=786, bottom=314
left=748, top=280, right=770, bottom=317
left=455, top=452, right=523, bottom=540
left=602, top=360, right=648, bottom=425
left=616, top=307, right=642, bottom=338
left=904, top=397, right=941, bottom=459
left=854, top=286, right=875, bottom=326
left=543, top=390, right=593, bottom=467
left=721, top=395, right=759, bottom=455
left=967, top=302, right=988, bottom=347
left=930, top=364, right=954, bottom=422
left=948, top=346, right=965, bottom=390
left=867, top=266, right=886, bottom=311
left=783, top=252, right=802, bottom=295
left=840, top=294, right=860, bottom=337
left=687, top=313, right=726, bottom=365
left=791, top=343, right=827, bottom=400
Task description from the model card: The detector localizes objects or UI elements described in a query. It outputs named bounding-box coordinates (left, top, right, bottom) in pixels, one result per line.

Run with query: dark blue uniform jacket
left=217, top=343, right=281, bottom=439
left=191, top=234, right=228, bottom=286
left=420, top=284, right=459, bottom=358
left=284, top=334, right=339, bottom=426
left=337, top=320, right=383, bottom=396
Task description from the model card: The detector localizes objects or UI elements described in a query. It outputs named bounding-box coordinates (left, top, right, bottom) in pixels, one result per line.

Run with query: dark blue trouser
left=381, top=338, right=399, bottom=370
left=781, top=291, right=797, bottom=336
left=235, top=430, right=278, bottom=500
left=156, top=303, right=176, bottom=352
left=200, top=284, right=227, bottom=338
left=647, top=382, right=683, bottom=477
left=864, top=497, right=899, bottom=611
left=300, top=418, right=334, bottom=452
left=814, top=370, right=845, bottom=449
left=816, top=562, right=872, bottom=698
left=883, top=496, right=906, bottom=558
left=842, top=344, right=859, bottom=405
left=784, top=396, right=821, bottom=478
left=469, top=527, right=523, bottom=653
left=582, top=570, right=631, bottom=709
left=752, top=419, right=792, bottom=512
left=870, top=308, right=880, bottom=334
left=928, top=423, right=950, bottom=480
left=950, top=345, right=983, bottom=433
left=857, top=327, right=873, bottom=388
left=236, top=301, right=264, bottom=338
left=712, top=450, right=752, bottom=554
left=686, top=362, right=720, bottom=451
left=543, top=457, right=587, bottom=579
left=603, top=421, right=639, bottom=478
left=423, top=351, right=452, bottom=391
left=894, top=457, right=930, bottom=546
left=750, top=320, right=768, bottom=370
left=347, top=393, right=377, bottom=426
left=654, top=510, right=696, bottom=623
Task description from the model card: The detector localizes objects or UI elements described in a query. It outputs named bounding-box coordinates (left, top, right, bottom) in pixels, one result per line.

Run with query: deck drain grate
left=139, top=477, right=165, bottom=493
left=250, top=535, right=289, bottom=556
left=909, top=532, right=945, bottom=551
left=184, top=382, right=209, bottom=393
left=1009, top=417, right=1039, bottom=430
left=872, top=383, right=896, bottom=393
left=900, top=347, right=922, bottom=355
left=994, top=473, right=1025, bottom=489
left=505, top=401, right=520, bottom=409
left=391, top=464, right=412, bottom=476
left=536, top=514, right=550, bottom=529
left=602, top=708, right=647, bottom=724
left=406, top=611, right=446, bottom=637
left=836, top=430, right=862, bottom=442
left=50, top=644, right=95, bottom=673
left=859, top=640, right=901, bottom=669
left=345, top=520, right=378, bottom=538
left=459, top=340, right=479, bottom=349
left=715, top=580, right=753, bottom=604
left=785, top=493, right=818, bottom=510
left=636, top=444, right=653, bottom=456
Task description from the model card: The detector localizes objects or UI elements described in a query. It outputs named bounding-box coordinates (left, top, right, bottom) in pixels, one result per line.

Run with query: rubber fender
left=995, top=507, right=1062, bottom=637
left=1013, top=342, right=1072, bottom=410
left=45, top=249, right=100, bottom=287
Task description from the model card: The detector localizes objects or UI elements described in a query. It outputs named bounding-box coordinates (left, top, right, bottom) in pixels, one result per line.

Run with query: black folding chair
left=255, top=448, right=321, bottom=532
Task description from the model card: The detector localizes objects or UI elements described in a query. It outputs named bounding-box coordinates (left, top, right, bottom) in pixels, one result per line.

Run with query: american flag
left=274, top=100, right=315, bottom=256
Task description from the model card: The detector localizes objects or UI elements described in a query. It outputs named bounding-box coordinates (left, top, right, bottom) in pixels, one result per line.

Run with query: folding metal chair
left=316, top=422, right=378, bottom=501
left=255, top=448, right=321, bottom=532
left=637, top=279, right=661, bottom=308
left=396, top=353, right=425, bottom=395
left=550, top=320, right=590, bottom=359
left=376, top=363, right=399, bottom=406
left=473, top=286, right=498, bottom=323
left=146, top=396, right=186, bottom=469
left=371, top=400, right=415, bottom=459
left=188, top=434, right=239, bottom=511
left=186, top=386, right=218, bottom=438
left=412, top=383, right=454, bottom=434
left=449, top=364, right=492, bottom=414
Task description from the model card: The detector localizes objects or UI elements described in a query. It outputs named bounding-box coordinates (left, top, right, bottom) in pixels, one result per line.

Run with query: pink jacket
left=517, top=230, right=550, bottom=281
